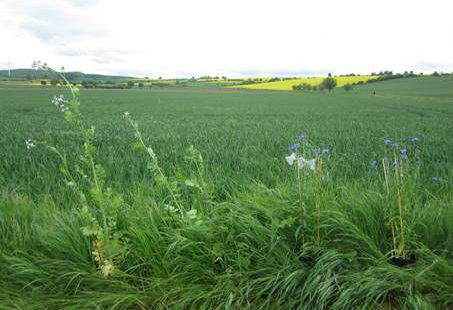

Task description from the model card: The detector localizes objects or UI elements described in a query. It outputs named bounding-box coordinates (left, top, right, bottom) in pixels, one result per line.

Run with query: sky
left=1, top=0, right=453, bottom=78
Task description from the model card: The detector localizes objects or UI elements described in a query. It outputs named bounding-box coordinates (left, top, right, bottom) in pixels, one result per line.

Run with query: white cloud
left=1, top=0, right=452, bottom=77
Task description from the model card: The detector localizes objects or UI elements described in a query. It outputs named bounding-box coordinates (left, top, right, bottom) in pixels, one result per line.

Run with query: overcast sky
left=1, top=0, right=452, bottom=78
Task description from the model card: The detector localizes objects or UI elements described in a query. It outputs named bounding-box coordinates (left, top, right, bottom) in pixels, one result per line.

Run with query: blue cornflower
left=410, top=137, right=420, bottom=143
left=289, top=143, right=301, bottom=151
left=416, top=160, right=421, bottom=166
left=400, top=149, right=408, bottom=160
left=314, top=148, right=321, bottom=155
left=384, top=139, right=393, bottom=146
left=322, top=148, right=329, bottom=155
left=298, top=134, right=307, bottom=140
left=371, top=160, right=377, bottom=167
left=432, top=177, right=440, bottom=182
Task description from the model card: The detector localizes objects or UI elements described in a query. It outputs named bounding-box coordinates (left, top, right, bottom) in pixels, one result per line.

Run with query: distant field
left=233, top=75, right=381, bottom=90
left=1, top=76, right=450, bottom=196
left=0, top=76, right=452, bottom=309
left=0, top=80, right=50, bottom=86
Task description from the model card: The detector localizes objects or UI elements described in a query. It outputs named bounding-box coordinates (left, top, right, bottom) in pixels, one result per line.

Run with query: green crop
left=0, top=74, right=452, bottom=309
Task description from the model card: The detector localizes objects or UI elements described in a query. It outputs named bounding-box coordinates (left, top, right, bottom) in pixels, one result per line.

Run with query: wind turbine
left=7, top=60, right=12, bottom=78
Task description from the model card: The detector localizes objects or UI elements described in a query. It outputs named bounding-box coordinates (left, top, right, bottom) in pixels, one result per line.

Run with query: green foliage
left=292, top=82, right=313, bottom=91
left=29, top=64, right=128, bottom=278
left=320, top=77, right=337, bottom=92
left=81, top=80, right=98, bottom=88
left=343, top=83, right=353, bottom=91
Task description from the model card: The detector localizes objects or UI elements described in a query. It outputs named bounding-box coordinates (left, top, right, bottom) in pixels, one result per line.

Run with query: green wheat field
left=0, top=76, right=452, bottom=309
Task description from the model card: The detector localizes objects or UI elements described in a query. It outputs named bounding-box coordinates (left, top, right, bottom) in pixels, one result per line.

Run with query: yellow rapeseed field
left=0, top=80, right=50, bottom=86
left=233, top=75, right=381, bottom=91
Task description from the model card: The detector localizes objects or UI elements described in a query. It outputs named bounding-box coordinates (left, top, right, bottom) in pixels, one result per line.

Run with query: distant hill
left=0, top=69, right=132, bottom=82
left=353, top=75, right=453, bottom=99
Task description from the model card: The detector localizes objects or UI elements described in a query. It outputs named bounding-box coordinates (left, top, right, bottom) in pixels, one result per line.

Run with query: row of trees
left=292, top=77, right=339, bottom=92
left=317, top=71, right=451, bottom=78
left=38, top=80, right=153, bottom=89
left=360, top=71, right=420, bottom=85
left=40, top=80, right=80, bottom=87
left=197, top=76, right=228, bottom=80
left=293, top=69, right=449, bottom=92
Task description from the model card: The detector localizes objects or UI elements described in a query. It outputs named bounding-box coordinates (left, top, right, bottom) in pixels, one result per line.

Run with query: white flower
left=52, top=95, right=68, bottom=113
left=124, top=111, right=130, bottom=117
left=286, top=153, right=316, bottom=170
left=164, top=204, right=177, bottom=212
left=51, top=95, right=67, bottom=105
left=25, top=138, right=35, bottom=149
left=285, top=153, right=299, bottom=165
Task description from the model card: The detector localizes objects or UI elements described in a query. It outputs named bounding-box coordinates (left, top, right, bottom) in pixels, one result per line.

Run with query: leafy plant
left=31, top=61, right=127, bottom=277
